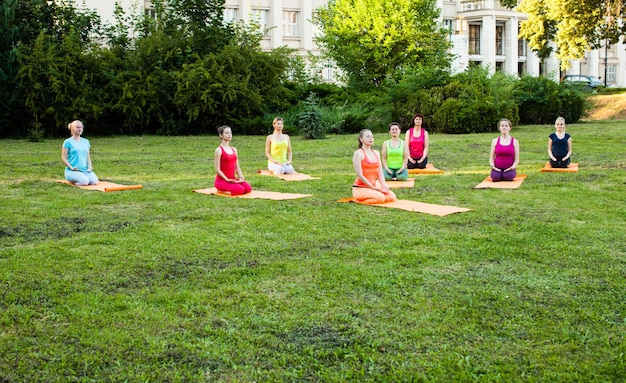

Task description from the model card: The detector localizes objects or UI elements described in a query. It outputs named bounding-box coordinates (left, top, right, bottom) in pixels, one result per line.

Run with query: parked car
left=562, top=75, right=604, bottom=90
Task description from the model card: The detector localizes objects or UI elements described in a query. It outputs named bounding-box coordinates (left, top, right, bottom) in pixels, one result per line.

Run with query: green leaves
left=518, top=0, right=624, bottom=67
left=314, top=0, right=451, bottom=88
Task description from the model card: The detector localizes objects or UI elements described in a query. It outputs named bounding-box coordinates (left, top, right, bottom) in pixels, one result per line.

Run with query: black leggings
left=549, top=158, right=570, bottom=168
left=407, top=156, right=428, bottom=169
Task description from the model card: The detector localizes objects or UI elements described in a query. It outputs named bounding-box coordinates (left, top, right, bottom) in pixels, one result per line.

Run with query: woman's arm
left=563, top=137, right=572, bottom=161
left=286, top=135, right=293, bottom=165
left=353, top=150, right=375, bottom=189
left=405, top=130, right=415, bottom=164
left=507, top=139, right=520, bottom=171
left=61, top=147, right=75, bottom=170
left=400, top=140, right=409, bottom=172
left=375, top=150, right=389, bottom=192
left=234, top=148, right=245, bottom=182
left=489, top=138, right=499, bottom=171
left=86, top=151, right=93, bottom=172
left=547, top=138, right=556, bottom=161
left=265, top=136, right=277, bottom=164
left=380, top=140, right=390, bottom=172
left=419, top=130, right=429, bottom=162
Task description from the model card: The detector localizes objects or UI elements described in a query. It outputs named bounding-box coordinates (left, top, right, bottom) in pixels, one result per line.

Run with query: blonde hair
left=68, top=120, right=83, bottom=130
left=555, top=116, right=566, bottom=125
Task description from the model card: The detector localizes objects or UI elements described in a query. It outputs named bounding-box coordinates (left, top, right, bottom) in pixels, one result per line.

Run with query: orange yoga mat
left=257, top=169, right=320, bottom=181
left=540, top=162, right=579, bottom=172
left=408, top=164, right=444, bottom=175
left=408, top=164, right=443, bottom=174
left=474, top=174, right=527, bottom=189
left=338, top=197, right=471, bottom=216
left=193, top=187, right=312, bottom=200
left=386, top=179, right=415, bottom=188
left=56, top=180, right=142, bottom=192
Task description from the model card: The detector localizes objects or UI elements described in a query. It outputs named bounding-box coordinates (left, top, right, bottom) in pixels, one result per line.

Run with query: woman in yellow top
left=265, top=117, right=295, bottom=174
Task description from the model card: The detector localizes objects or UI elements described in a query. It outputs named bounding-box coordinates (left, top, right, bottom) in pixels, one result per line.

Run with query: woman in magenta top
left=489, top=118, right=519, bottom=181
left=214, top=125, right=252, bottom=195
left=405, top=113, right=429, bottom=169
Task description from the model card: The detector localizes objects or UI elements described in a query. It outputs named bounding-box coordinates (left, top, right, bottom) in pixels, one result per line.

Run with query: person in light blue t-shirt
left=61, top=120, right=98, bottom=186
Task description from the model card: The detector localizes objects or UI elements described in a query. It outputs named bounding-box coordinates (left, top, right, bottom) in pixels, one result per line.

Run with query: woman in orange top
left=352, top=129, right=396, bottom=204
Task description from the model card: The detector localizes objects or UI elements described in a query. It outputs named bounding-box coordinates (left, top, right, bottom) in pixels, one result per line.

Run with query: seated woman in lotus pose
left=548, top=116, right=572, bottom=168
left=61, top=120, right=99, bottom=186
left=381, top=122, right=409, bottom=181
left=352, top=129, right=396, bottom=204
left=489, top=118, right=519, bottom=181
left=265, top=117, right=295, bottom=175
left=214, top=125, right=252, bottom=195
left=405, top=113, right=429, bottom=169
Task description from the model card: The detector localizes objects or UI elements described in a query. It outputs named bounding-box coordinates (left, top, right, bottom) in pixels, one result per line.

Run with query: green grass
left=1, top=122, right=625, bottom=382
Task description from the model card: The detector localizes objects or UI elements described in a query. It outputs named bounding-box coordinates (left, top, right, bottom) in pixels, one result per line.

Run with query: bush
left=513, top=75, right=587, bottom=124
left=296, top=93, right=325, bottom=139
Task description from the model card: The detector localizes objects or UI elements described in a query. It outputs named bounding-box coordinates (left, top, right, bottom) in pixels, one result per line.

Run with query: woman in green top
left=381, top=122, right=409, bottom=181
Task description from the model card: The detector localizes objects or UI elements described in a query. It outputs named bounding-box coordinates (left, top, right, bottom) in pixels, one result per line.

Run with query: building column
left=239, top=0, right=251, bottom=22
left=482, top=15, right=496, bottom=74
left=270, top=0, right=282, bottom=49
left=616, top=41, right=626, bottom=87
left=587, top=49, right=600, bottom=77
left=301, top=0, right=313, bottom=51
left=505, top=16, right=518, bottom=75
left=451, top=17, right=468, bottom=74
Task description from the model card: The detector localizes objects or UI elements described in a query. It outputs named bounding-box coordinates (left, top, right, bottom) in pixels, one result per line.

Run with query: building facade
left=95, top=0, right=626, bottom=86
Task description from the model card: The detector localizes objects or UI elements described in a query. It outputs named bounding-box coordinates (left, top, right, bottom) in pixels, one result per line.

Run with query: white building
left=88, top=0, right=626, bottom=87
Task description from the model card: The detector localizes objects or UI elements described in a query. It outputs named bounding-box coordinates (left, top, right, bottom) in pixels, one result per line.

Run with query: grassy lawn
left=1, top=121, right=625, bottom=382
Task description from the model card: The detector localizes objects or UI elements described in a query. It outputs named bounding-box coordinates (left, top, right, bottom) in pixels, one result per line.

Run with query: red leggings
left=214, top=178, right=252, bottom=196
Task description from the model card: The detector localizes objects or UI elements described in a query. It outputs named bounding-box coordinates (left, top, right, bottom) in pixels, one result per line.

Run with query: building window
left=608, top=65, right=616, bottom=82
left=283, top=11, right=299, bottom=37
left=495, top=25, right=504, bottom=55
left=469, top=61, right=482, bottom=68
left=495, top=61, right=504, bottom=72
left=469, top=24, right=481, bottom=54
left=251, top=9, right=269, bottom=36
left=145, top=8, right=156, bottom=20
left=443, top=19, right=454, bottom=42
left=518, top=26, right=527, bottom=56
left=518, top=61, right=526, bottom=76
left=224, top=8, right=238, bottom=24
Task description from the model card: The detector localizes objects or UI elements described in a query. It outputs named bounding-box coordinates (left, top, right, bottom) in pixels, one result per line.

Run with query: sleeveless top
left=408, top=127, right=425, bottom=158
left=549, top=132, right=570, bottom=159
left=385, top=139, right=405, bottom=169
left=494, top=136, right=516, bottom=169
left=269, top=138, right=288, bottom=166
left=353, top=149, right=380, bottom=187
left=217, top=145, right=237, bottom=179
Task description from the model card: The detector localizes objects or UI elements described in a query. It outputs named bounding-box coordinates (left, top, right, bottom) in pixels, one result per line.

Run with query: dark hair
left=217, top=125, right=231, bottom=136
left=357, top=129, right=371, bottom=149
left=410, top=113, right=425, bottom=129
left=388, top=122, right=401, bottom=132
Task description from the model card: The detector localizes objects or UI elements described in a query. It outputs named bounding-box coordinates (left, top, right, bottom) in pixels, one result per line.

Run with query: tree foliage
left=314, top=0, right=451, bottom=88
left=501, top=0, right=623, bottom=67
left=4, top=0, right=293, bottom=137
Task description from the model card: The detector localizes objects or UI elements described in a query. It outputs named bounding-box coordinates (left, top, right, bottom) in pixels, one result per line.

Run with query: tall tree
left=313, top=0, right=451, bottom=88
left=502, top=0, right=623, bottom=68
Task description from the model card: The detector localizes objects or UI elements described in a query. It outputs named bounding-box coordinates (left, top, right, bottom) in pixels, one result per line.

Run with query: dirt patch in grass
left=584, top=93, right=626, bottom=121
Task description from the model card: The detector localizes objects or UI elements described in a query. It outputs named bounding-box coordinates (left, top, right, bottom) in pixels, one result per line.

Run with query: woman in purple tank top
left=489, top=118, right=519, bottom=181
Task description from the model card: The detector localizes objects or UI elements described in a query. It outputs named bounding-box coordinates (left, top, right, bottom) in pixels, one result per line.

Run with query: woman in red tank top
left=352, top=129, right=396, bottom=204
left=214, top=125, right=252, bottom=195
left=405, top=113, right=429, bottom=169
